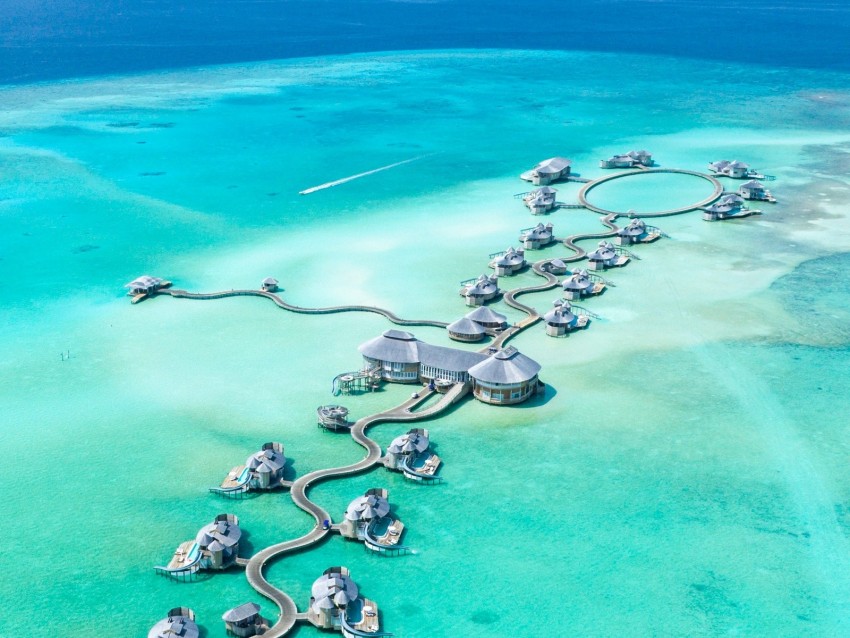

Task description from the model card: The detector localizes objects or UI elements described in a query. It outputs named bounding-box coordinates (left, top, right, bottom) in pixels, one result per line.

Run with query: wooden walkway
left=489, top=213, right=623, bottom=348
left=577, top=168, right=724, bottom=217
left=243, top=383, right=469, bottom=638
left=156, top=288, right=448, bottom=329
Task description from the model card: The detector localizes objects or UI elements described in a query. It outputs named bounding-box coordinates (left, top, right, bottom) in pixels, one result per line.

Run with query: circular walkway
left=577, top=168, right=724, bottom=217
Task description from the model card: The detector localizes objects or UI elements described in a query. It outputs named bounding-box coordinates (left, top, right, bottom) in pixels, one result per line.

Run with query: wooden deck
left=166, top=540, right=196, bottom=570
left=354, top=599, right=380, bottom=634
left=220, top=465, right=246, bottom=489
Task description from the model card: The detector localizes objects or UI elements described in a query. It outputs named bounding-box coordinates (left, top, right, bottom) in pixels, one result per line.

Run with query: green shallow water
left=583, top=170, right=720, bottom=214
left=2, top=50, right=850, bottom=637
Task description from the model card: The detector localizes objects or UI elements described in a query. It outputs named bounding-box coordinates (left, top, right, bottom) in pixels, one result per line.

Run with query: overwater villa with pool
left=543, top=299, right=589, bottom=337
left=307, top=567, right=385, bottom=637
left=519, top=222, right=555, bottom=249
left=125, top=275, right=171, bottom=303
left=155, top=513, right=242, bottom=578
left=586, top=240, right=630, bottom=270
left=739, top=179, right=776, bottom=202
left=459, top=273, right=500, bottom=306
left=339, top=488, right=406, bottom=552
left=616, top=217, right=661, bottom=245
left=211, top=442, right=287, bottom=497
left=523, top=186, right=558, bottom=214
left=599, top=149, right=653, bottom=168
left=385, top=428, right=441, bottom=482
left=489, top=247, right=527, bottom=276
left=701, top=192, right=757, bottom=221
left=520, top=157, right=572, bottom=185
left=708, top=159, right=766, bottom=179
left=562, top=268, right=606, bottom=300
left=149, top=607, right=199, bottom=638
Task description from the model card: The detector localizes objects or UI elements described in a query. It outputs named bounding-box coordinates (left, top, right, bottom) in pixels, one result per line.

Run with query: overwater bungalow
left=490, top=247, right=527, bottom=276
left=386, top=428, right=441, bottom=481
left=261, top=277, right=279, bottom=292
left=562, top=268, right=605, bottom=300
left=149, top=608, right=199, bottom=638
left=523, top=186, right=558, bottom=214
left=708, top=159, right=765, bottom=179
left=701, top=193, right=750, bottom=221
left=543, top=258, right=568, bottom=275
left=586, top=240, right=629, bottom=270
left=125, top=275, right=171, bottom=302
left=520, top=157, right=572, bottom=185
left=222, top=603, right=267, bottom=637
left=599, top=150, right=653, bottom=169
left=307, top=567, right=382, bottom=636
left=467, top=346, right=542, bottom=405
left=460, top=274, right=500, bottom=306
left=466, top=305, right=509, bottom=330
left=213, top=442, right=287, bottom=496
left=317, top=405, right=352, bottom=431
left=739, top=179, right=776, bottom=202
left=339, top=488, right=404, bottom=551
left=446, top=317, right=486, bottom=343
left=519, top=222, right=555, bottom=249
left=543, top=300, right=589, bottom=337
left=156, top=514, right=242, bottom=578
left=616, top=217, right=660, bottom=245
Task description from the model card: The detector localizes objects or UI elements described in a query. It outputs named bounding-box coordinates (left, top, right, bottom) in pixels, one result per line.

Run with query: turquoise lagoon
left=2, top=50, right=850, bottom=636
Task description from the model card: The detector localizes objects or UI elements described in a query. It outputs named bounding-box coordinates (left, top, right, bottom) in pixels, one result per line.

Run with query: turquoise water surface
left=2, top=50, right=850, bottom=637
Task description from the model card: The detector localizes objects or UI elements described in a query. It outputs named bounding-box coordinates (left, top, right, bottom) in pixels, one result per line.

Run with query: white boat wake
left=299, top=154, right=432, bottom=195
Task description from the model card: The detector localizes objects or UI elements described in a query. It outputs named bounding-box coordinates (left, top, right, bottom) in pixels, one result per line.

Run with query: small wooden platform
left=166, top=540, right=197, bottom=570
left=355, top=599, right=380, bottom=634
left=375, top=519, right=405, bottom=547
left=220, top=465, right=246, bottom=489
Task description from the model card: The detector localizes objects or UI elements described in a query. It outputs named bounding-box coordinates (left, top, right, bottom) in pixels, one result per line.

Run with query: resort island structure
left=211, top=442, right=289, bottom=497
left=136, top=149, right=777, bottom=636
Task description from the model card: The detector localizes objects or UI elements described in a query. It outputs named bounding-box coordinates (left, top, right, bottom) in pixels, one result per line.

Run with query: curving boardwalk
left=245, top=383, right=469, bottom=638
left=577, top=168, right=724, bottom=217
left=491, top=213, right=625, bottom=348
left=156, top=288, right=448, bottom=328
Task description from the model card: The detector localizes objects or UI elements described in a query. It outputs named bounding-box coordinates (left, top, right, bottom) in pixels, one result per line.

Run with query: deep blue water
left=1, top=0, right=849, bottom=84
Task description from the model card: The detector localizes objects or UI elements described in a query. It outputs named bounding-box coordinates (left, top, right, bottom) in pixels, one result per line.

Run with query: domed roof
left=358, top=330, right=420, bottom=363
left=465, top=306, right=507, bottom=325
left=447, top=317, right=486, bottom=335
left=196, top=516, right=241, bottom=548
left=245, top=444, right=285, bottom=473
left=544, top=300, right=577, bottom=326
left=562, top=268, right=594, bottom=291
left=521, top=222, right=554, bottom=241
left=620, top=218, right=646, bottom=236
left=311, top=568, right=359, bottom=613
left=222, top=602, right=261, bottom=623
left=493, top=247, right=525, bottom=267
left=388, top=429, right=430, bottom=455
left=533, top=157, right=571, bottom=174
left=588, top=241, right=616, bottom=261
left=344, top=492, right=390, bottom=522
left=468, top=346, right=541, bottom=384
left=149, top=612, right=200, bottom=638
left=465, top=274, right=499, bottom=296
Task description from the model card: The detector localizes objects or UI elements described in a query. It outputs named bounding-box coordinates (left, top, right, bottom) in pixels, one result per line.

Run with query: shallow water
left=1, top=50, right=850, bottom=637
